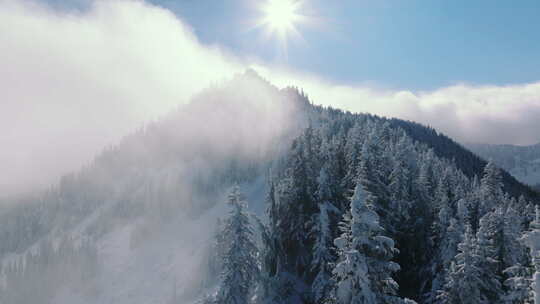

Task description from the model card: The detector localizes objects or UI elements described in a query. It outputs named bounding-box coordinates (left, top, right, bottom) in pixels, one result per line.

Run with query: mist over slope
left=467, top=142, right=540, bottom=189
left=0, top=71, right=538, bottom=303
left=0, top=71, right=309, bottom=304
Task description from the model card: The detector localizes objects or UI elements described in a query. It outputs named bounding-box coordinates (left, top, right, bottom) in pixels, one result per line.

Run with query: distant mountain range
left=467, top=142, right=540, bottom=189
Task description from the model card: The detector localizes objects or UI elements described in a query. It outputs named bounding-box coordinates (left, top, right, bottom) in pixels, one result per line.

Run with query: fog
left=2, top=0, right=540, bottom=199
left=0, top=57, right=302, bottom=304
left=0, top=0, right=244, bottom=197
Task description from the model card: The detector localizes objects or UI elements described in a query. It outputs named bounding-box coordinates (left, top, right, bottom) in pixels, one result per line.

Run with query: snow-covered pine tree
left=478, top=161, right=504, bottom=216
left=439, top=225, right=486, bottom=304
left=342, top=122, right=367, bottom=191
left=311, top=203, right=335, bottom=303
left=523, top=205, right=540, bottom=304
left=357, top=128, right=387, bottom=208
left=331, top=183, right=407, bottom=304
left=426, top=215, right=462, bottom=304
left=253, top=212, right=287, bottom=304
left=501, top=205, right=529, bottom=302
left=504, top=264, right=532, bottom=304
left=456, top=198, right=472, bottom=228
left=216, top=185, right=259, bottom=304
left=274, top=132, right=319, bottom=281
left=387, top=134, right=414, bottom=224
left=416, top=150, right=436, bottom=201
left=524, top=200, right=536, bottom=228
left=332, top=191, right=374, bottom=304
left=311, top=139, right=341, bottom=303
left=474, top=213, right=503, bottom=302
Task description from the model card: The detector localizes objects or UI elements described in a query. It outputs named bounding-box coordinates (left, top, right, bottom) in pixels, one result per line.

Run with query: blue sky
left=144, top=0, right=540, bottom=90
left=40, top=0, right=540, bottom=90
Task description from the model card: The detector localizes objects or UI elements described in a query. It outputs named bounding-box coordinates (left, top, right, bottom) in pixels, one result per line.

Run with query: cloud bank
left=1, top=0, right=540, bottom=197
left=0, top=0, right=244, bottom=196
left=265, top=70, right=540, bottom=146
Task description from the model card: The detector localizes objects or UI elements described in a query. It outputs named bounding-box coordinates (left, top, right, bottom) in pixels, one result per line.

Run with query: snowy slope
left=0, top=71, right=303, bottom=304
left=51, top=180, right=267, bottom=304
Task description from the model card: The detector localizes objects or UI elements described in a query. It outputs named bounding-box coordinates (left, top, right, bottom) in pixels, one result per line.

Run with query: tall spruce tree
left=478, top=161, right=504, bottom=216
left=474, top=213, right=503, bottom=302
left=216, top=186, right=259, bottom=304
left=439, top=225, right=486, bottom=304
left=503, top=206, right=531, bottom=303
left=311, top=203, right=335, bottom=303
left=523, top=206, right=540, bottom=304
left=331, top=183, right=407, bottom=304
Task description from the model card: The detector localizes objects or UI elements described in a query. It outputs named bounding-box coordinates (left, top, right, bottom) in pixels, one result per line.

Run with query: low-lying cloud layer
left=1, top=0, right=540, bottom=197
left=265, top=70, right=540, bottom=146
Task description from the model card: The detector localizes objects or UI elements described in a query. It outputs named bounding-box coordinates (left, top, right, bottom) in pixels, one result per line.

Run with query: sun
left=258, top=0, right=305, bottom=41
left=253, top=0, right=313, bottom=57
left=261, top=0, right=301, bottom=33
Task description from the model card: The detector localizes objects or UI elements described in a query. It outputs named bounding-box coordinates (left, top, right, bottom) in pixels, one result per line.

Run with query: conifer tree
left=332, top=183, right=406, bottom=304
left=502, top=204, right=532, bottom=303
left=475, top=213, right=503, bottom=302
left=312, top=144, right=339, bottom=301
left=502, top=206, right=528, bottom=271
left=439, top=225, right=486, bottom=304
left=216, top=186, right=259, bottom=304
left=311, top=203, right=335, bottom=303
left=478, top=161, right=503, bottom=216
left=523, top=206, right=540, bottom=304
left=503, top=264, right=532, bottom=304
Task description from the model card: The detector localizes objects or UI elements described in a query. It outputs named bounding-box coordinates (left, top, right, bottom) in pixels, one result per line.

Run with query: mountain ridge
left=1, top=70, right=538, bottom=303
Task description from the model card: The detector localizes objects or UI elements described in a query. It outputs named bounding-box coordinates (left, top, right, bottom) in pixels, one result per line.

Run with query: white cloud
left=1, top=0, right=540, bottom=197
left=260, top=68, right=540, bottom=146
left=0, top=0, right=245, bottom=196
